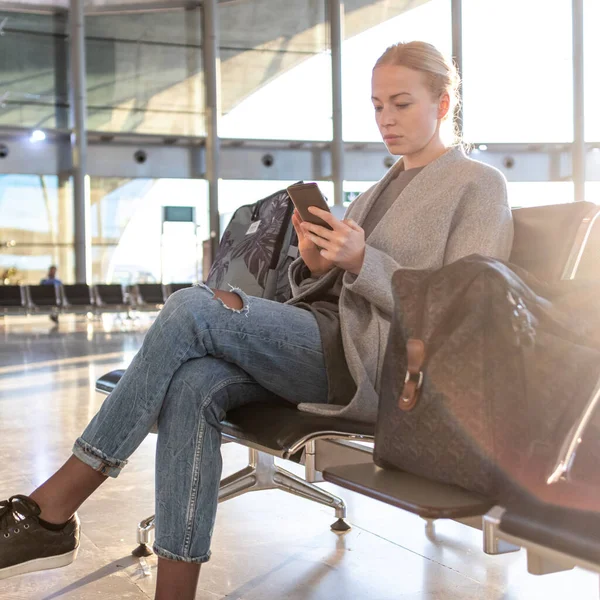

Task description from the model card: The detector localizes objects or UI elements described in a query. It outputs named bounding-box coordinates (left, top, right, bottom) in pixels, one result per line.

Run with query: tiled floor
left=1, top=314, right=598, bottom=599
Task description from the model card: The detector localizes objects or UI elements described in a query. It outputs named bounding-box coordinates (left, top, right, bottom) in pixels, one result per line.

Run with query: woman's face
left=371, top=64, right=446, bottom=157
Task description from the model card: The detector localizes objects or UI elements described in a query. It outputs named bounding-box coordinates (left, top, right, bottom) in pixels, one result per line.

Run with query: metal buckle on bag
left=398, top=339, right=426, bottom=411
left=403, top=369, right=423, bottom=392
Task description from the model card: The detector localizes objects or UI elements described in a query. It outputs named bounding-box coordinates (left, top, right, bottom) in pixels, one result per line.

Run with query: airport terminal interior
left=1, top=0, right=600, bottom=598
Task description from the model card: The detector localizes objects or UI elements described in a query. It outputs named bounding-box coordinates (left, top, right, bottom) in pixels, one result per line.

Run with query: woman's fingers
left=344, top=218, right=362, bottom=232
left=302, top=221, right=335, bottom=241
left=292, top=211, right=306, bottom=240
left=307, top=206, right=340, bottom=230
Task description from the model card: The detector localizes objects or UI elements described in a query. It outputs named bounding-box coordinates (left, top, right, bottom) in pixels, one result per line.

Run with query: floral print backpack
left=205, top=187, right=299, bottom=302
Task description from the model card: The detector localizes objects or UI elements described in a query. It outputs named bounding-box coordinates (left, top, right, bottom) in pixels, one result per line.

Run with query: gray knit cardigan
left=287, top=145, right=514, bottom=423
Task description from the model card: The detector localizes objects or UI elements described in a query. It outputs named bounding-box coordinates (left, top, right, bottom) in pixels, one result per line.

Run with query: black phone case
left=287, top=184, right=333, bottom=230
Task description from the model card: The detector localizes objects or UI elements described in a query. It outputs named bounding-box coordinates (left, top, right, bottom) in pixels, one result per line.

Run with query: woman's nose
left=379, top=106, right=396, bottom=127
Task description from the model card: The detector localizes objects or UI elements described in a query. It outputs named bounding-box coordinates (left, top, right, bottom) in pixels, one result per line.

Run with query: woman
left=0, top=42, right=513, bottom=598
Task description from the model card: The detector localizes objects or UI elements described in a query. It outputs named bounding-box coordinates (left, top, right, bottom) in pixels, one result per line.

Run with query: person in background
left=40, top=265, right=62, bottom=324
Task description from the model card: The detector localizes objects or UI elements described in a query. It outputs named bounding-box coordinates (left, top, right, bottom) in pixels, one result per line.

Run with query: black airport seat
left=323, top=462, right=492, bottom=520
left=500, top=500, right=600, bottom=566
left=96, top=202, right=600, bottom=557
left=27, top=284, right=60, bottom=313
left=134, top=284, right=166, bottom=309
left=94, top=284, right=129, bottom=311
left=62, top=284, right=95, bottom=313
left=0, top=285, right=26, bottom=315
left=96, top=369, right=374, bottom=463
left=166, top=282, right=193, bottom=297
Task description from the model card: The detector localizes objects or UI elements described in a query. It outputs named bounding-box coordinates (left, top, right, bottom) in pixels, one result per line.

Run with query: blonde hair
left=374, top=41, right=461, bottom=143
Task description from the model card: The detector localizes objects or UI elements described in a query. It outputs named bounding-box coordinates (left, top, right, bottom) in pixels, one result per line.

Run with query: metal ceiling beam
left=1, top=129, right=599, bottom=183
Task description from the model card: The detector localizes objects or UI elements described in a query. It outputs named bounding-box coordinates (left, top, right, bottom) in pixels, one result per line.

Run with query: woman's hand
left=292, top=210, right=335, bottom=277
left=299, top=207, right=366, bottom=275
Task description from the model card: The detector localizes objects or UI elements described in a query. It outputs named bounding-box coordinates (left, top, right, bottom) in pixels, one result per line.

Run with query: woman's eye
left=396, top=104, right=410, bottom=109
left=374, top=106, right=383, bottom=112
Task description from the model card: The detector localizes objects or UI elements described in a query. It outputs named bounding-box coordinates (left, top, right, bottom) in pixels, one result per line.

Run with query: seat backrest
left=167, top=283, right=193, bottom=296
left=510, top=202, right=600, bottom=282
left=137, top=283, right=166, bottom=304
left=0, top=285, right=25, bottom=307
left=95, top=284, right=125, bottom=305
left=571, top=207, right=600, bottom=281
left=28, top=284, right=60, bottom=307
left=62, top=284, right=94, bottom=306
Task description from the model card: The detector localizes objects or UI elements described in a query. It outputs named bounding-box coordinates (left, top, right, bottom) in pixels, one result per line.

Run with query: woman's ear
left=438, top=92, right=451, bottom=120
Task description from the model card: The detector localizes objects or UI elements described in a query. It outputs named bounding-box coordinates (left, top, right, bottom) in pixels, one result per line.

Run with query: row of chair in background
left=0, top=283, right=194, bottom=317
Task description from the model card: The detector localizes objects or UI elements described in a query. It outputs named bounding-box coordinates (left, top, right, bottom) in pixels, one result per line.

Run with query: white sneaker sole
left=0, top=545, right=79, bottom=580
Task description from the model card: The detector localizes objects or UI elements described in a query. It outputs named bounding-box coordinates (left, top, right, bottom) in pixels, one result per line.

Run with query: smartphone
left=286, top=182, right=333, bottom=231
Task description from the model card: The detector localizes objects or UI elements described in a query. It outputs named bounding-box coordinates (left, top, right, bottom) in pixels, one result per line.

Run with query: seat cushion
left=96, top=370, right=374, bottom=459
left=323, top=462, right=492, bottom=519
left=500, top=499, right=600, bottom=565
left=96, top=369, right=126, bottom=393
left=220, top=400, right=374, bottom=459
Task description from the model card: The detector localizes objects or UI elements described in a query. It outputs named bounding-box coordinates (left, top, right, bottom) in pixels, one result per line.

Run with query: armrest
left=547, top=373, right=600, bottom=484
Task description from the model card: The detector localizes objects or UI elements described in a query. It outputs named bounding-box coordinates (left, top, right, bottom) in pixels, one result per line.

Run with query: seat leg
left=219, top=448, right=350, bottom=531
left=132, top=514, right=155, bottom=557
left=483, top=507, right=520, bottom=555
left=132, top=448, right=352, bottom=552
left=218, top=465, right=261, bottom=502
left=273, top=464, right=350, bottom=532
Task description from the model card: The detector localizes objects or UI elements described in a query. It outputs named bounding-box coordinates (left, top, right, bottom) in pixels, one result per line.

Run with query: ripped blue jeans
left=73, top=285, right=329, bottom=563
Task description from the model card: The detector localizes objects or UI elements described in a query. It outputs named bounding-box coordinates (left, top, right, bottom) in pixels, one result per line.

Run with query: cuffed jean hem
left=153, top=543, right=211, bottom=564
left=72, top=437, right=128, bottom=478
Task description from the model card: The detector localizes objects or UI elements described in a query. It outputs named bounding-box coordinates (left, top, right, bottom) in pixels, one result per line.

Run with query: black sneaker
left=0, top=495, right=80, bottom=580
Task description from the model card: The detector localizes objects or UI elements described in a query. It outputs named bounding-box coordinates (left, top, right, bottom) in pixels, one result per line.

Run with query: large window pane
left=462, top=0, right=572, bottom=143
left=588, top=182, right=600, bottom=204
left=85, top=10, right=205, bottom=135
left=219, top=1, right=331, bottom=140
left=0, top=174, right=74, bottom=284
left=90, top=178, right=209, bottom=284
left=585, top=0, right=599, bottom=141
left=343, top=180, right=377, bottom=207
left=507, top=182, right=574, bottom=209
left=342, top=0, right=452, bottom=142
left=0, top=11, right=68, bottom=129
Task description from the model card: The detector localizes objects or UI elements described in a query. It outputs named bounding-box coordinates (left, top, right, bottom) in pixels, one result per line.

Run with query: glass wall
left=90, top=178, right=209, bottom=284
left=0, top=10, right=69, bottom=129
left=342, top=0, right=452, bottom=142
left=587, top=182, right=600, bottom=203
left=218, top=0, right=331, bottom=140
left=85, top=9, right=205, bottom=136
left=506, top=182, right=575, bottom=209
left=0, top=174, right=73, bottom=284
left=0, top=0, right=598, bottom=288
left=462, top=0, right=573, bottom=143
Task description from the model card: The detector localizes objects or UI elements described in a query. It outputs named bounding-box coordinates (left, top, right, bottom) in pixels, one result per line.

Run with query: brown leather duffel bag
left=375, top=254, right=600, bottom=505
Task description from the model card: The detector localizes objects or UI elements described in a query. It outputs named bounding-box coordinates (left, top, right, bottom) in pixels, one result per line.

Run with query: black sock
left=38, top=517, right=69, bottom=531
